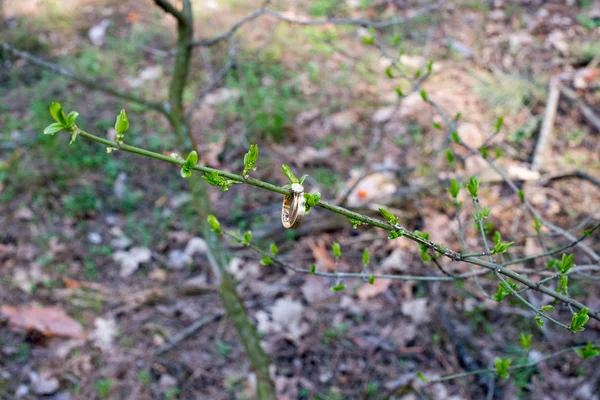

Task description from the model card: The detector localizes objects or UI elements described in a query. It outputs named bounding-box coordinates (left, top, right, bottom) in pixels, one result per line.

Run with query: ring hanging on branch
left=281, top=183, right=306, bottom=229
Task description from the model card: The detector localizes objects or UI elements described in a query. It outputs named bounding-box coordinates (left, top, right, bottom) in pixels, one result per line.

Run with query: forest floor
left=1, top=0, right=600, bottom=399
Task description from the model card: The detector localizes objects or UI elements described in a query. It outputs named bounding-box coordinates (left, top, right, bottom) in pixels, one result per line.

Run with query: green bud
left=207, top=214, right=222, bottom=234
left=332, top=242, right=341, bottom=259
left=270, top=242, right=279, bottom=256
left=379, top=208, right=398, bottom=226
left=242, top=144, right=258, bottom=178
left=281, top=164, right=299, bottom=184
left=449, top=178, right=461, bottom=198
left=363, top=248, right=370, bottom=267
left=115, top=109, right=129, bottom=143
left=330, top=283, right=346, bottom=292
left=494, top=357, right=511, bottom=379
left=467, top=176, right=479, bottom=198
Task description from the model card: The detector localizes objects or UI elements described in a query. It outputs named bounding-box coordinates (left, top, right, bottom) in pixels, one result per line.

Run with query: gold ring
left=282, top=183, right=306, bottom=229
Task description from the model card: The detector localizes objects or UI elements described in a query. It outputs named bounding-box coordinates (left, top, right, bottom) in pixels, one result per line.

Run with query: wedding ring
left=281, top=183, right=306, bottom=229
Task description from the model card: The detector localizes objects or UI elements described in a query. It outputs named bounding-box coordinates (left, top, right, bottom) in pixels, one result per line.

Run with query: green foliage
left=395, top=87, right=404, bottom=97
left=229, top=230, right=252, bottom=246
left=494, top=116, right=504, bottom=133
left=449, top=179, right=461, bottom=198
left=451, top=130, right=461, bottom=144
left=420, top=89, right=428, bottom=101
left=180, top=150, right=198, bottom=179
left=270, top=242, right=279, bottom=256
left=379, top=207, right=398, bottom=225
left=114, top=109, right=129, bottom=144
left=492, top=279, right=518, bottom=302
left=94, top=379, right=113, bottom=399
left=44, top=102, right=80, bottom=143
left=494, top=357, right=511, bottom=379
left=332, top=242, right=341, bottom=259
left=416, top=371, right=427, bottom=382
left=540, top=305, right=554, bottom=312
left=385, top=66, right=394, bottom=79
left=347, top=216, right=364, bottom=228
left=207, top=214, right=222, bottom=234
left=558, top=275, right=568, bottom=295
left=138, top=370, right=151, bottom=386
left=517, top=189, right=525, bottom=202
left=535, top=314, right=544, bottom=328
left=242, top=144, right=258, bottom=178
left=368, top=274, right=375, bottom=284
left=557, top=253, right=575, bottom=274
left=304, top=192, right=321, bottom=214
left=467, top=176, right=479, bottom=198
left=203, top=171, right=236, bottom=191
left=309, top=0, right=341, bottom=16
left=533, top=216, right=542, bottom=232
left=569, top=308, right=589, bottom=333
left=261, top=255, right=273, bottom=265
left=216, top=341, right=232, bottom=357
left=446, top=148, right=455, bottom=165
left=309, top=264, right=316, bottom=274
left=577, top=342, right=599, bottom=359
left=388, top=230, right=404, bottom=239
left=363, top=248, right=370, bottom=266
left=519, top=333, right=532, bottom=350
left=281, top=164, right=299, bottom=184
left=492, top=231, right=514, bottom=254
left=331, top=283, right=346, bottom=292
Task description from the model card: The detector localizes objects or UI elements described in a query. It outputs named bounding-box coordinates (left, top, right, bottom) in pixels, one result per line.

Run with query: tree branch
left=189, top=2, right=443, bottom=48
left=67, top=128, right=600, bottom=323
left=0, top=43, right=165, bottom=113
left=153, top=0, right=187, bottom=23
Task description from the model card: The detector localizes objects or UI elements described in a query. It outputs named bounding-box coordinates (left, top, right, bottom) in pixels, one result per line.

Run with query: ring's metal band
left=282, top=191, right=306, bottom=229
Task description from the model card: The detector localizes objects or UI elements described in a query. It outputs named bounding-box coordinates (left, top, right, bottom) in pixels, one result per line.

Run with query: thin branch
left=0, top=43, right=165, bottom=113
left=424, top=344, right=595, bottom=384
left=67, top=128, right=600, bottom=322
left=154, top=313, right=223, bottom=355
left=153, top=0, right=187, bottom=24
left=184, top=45, right=237, bottom=121
left=189, top=2, right=443, bottom=48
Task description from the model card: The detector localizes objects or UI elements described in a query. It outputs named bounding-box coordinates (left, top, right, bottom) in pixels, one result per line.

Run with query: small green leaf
left=569, top=308, right=589, bottom=333
left=281, top=164, right=299, bottom=184
left=416, top=372, right=427, bottom=382
left=533, top=216, right=542, bottom=232
left=535, top=314, right=544, bottom=327
left=446, top=148, right=455, bottom=165
left=450, top=130, right=461, bottom=144
left=479, top=147, right=488, bottom=159
left=66, top=111, right=79, bottom=128
left=347, top=216, right=363, bottom=228
left=388, top=230, right=404, bottom=239
left=332, top=242, right=341, bottom=259
left=558, top=275, right=568, bottom=295
left=577, top=342, right=600, bottom=359
left=454, top=112, right=462, bottom=121
left=414, top=69, right=422, bottom=78
left=517, top=189, right=525, bottom=202
left=260, top=255, right=273, bottom=265
left=558, top=253, right=575, bottom=274
left=539, top=305, right=554, bottom=312
left=331, top=283, right=346, bottom=292
left=362, top=36, right=374, bottom=45
left=180, top=150, right=198, bottom=179
left=519, top=333, right=532, bottom=350
left=307, top=192, right=321, bottom=207
left=69, top=129, right=80, bottom=145
left=432, top=122, right=442, bottom=130
left=420, top=89, right=428, bottom=101
left=449, top=178, right=461, bottom=199
left=427, top=60, right=434, bottom=73
left=466, top=176, right=479, bottom=198
left=115, top=109, right=129, bottom=143
left=299, top=174, right=309, bottom=184
left=207, top=214, right=222, bottom=234
left=49, top=102, right=67, bottom=125
left=368, top=274, right=375, bottom=284
left=270, top=242, right=279, bottom=256
left=242, top=144, right=259, bottom=178
left=385, top=67, right=393, bottom=79
left=379, top=208, right=398, bottom=226
left=395, top=87, right=404, bottom=97
left=309, top=264, right=316, bottom=274
left=243, top=231, right=252, bottom=246
left=494, top=357, right=511, bottom=379
left=43, top=122, right=64, bottom=135
left=494, top=116, right=504, bottom=133
left=363, top=248, right=370, bottom=267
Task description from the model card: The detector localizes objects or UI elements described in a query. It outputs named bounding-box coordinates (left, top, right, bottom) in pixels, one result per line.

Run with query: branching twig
left=68, top=128, right=600, bottom=323
left=189, top=2, right=443, bottom=48
left=0, top=43, right=165, bottom=113
left=154, top=0, right=187, bottom=24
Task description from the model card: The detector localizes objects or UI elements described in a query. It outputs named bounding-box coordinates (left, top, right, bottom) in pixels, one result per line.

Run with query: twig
left=423, top=344, right=595, bottom=384
left=558, top=82, right=600, bottom=132
left=532, top=76, right=561, bottom=172
left=189, top=2, right=443, bottom=48
left=184, top=45, right=237, bottom=121
left=0, top=43, right=165, bottom=113
left=154, top=313, right=223, bottom=355
left=70, top=128, right=600, bottom=322
left=540, top=170, right=600, bottom=189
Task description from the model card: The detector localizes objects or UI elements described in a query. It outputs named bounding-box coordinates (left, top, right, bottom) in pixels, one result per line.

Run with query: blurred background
left=1, top=0, right=600, bottom=399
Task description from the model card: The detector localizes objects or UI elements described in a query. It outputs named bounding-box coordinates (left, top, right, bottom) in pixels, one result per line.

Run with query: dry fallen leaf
left=113, top=247, right=152, bottom=277
left=308, top=240, right=335, bottom=272
left=357, top=278, right=391, bottom=301
left=1, top=304, right=85, bottom=339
